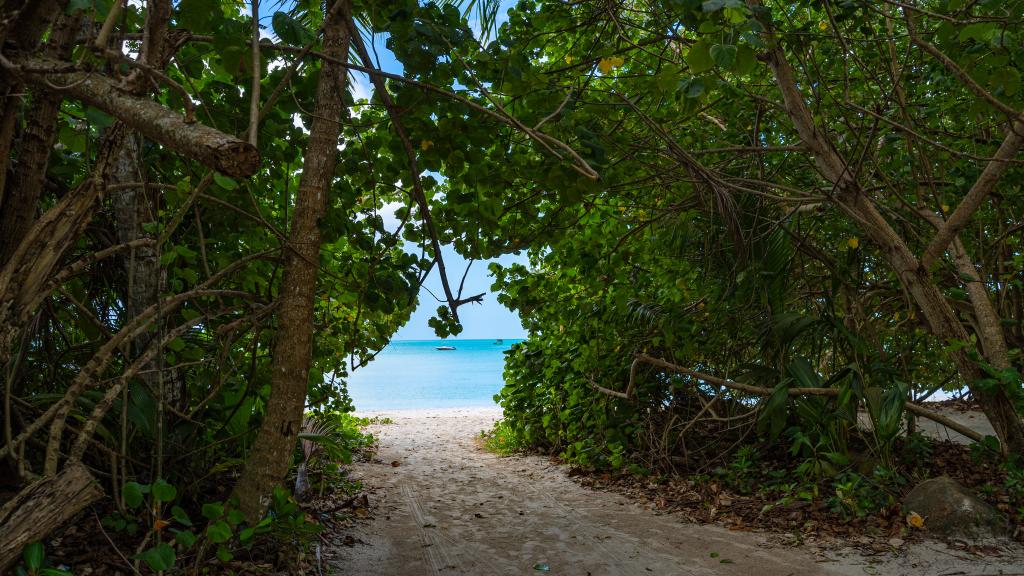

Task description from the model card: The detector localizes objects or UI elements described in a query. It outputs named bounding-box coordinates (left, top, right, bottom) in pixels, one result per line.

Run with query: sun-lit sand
left=329, top=407, right=1023, bottom=575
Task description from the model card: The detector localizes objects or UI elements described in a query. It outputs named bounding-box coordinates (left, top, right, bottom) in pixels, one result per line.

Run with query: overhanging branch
left=6, top=55, right=259, bottom=177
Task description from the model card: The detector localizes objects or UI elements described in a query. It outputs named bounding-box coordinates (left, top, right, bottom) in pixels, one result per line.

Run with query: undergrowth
left=481, top=419, right=530, bottom=455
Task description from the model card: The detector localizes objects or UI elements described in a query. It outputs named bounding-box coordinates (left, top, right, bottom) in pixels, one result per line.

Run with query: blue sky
left=355, top=1, right=528, bottom=340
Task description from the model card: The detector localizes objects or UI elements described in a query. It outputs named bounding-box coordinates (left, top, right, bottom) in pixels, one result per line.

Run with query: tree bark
left=112, top=135, right=176, bottom=400
left=0, top=462, right=103, bottom=573
left=10, top=55, right=259, bottom=177
left=0, top=11, right=82, bottom=265
left=110, top=0, right=178, bottom=404
left=233, top=0, right=350, bottom=522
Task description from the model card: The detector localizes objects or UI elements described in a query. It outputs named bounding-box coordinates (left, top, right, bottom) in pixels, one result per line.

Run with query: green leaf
left=686, top=41, right=714, bottom=74
left=65, top=0, right=93, bottom=14
left=84, top=107, right=114, bottom=128
left=999, top=67, right=1020, bottom=96
left=167, top=337, right=187, bottom=352
left=123, top=481, right=149, bottom=509
left=703, top=0, right=742, bottom=11
left=171, top=506, right=193, bottom=526
left=213, top=173, right=238, bottom=190
left=226, top=509, right=246, bottom=526
left=177, top=0, right=220, bottom=33
left=216, top=546, right=234, bottom=562
left=207, top=520, right=232, bottom=543
left=272, top=12, right=314, bottom=46
left=23, top=542, right=44, bottom=571
left=786, top=358, right=821, bottom=388
left=201, top=502, right=224, bottom=521
left=152, top=478, right=177, bottom=503
left=173, top=529, right=198, bottom=549
left=684, top=78, right=706, bottom=98
left=958, top=22, right=995, bottom=43
left=710, top=44, right=738, bottom=69
left=136, top=543, right=176, bottom=572
left=733, top=45, right=756, bottom=75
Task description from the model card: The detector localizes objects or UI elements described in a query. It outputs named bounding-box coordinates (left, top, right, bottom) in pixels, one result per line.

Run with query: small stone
left=888, top=537, right=905, bottom=548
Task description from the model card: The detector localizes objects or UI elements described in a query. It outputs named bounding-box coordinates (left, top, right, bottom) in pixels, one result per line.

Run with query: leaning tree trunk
left=233, top=0, right=351, bottom=521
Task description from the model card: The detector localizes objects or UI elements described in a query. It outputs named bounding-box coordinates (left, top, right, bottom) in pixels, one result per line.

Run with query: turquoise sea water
left=345, top=339, right=522, bottom=411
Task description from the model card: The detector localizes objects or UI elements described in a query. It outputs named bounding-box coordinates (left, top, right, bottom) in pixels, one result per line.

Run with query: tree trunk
left=110, top=0, right=178, bottom=404
left=0, top=11, right=82, bottom=265
left=112, top=135, right=177, bottom=402
left=0, top=462, right=103, bottom=572
left=232, top=1, right=350, bottom=521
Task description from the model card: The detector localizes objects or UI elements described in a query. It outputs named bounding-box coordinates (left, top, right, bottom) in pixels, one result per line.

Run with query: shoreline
left=352, top=405, right=503, bottom=418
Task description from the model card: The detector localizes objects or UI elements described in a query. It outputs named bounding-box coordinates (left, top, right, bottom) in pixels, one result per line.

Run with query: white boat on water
left=435, top=346, right=456, bottom=350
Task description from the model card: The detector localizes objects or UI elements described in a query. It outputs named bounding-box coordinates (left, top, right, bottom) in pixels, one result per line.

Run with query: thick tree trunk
left=0, top=11, right=82, bottom=265
left=10, top=55, right=259, bottom=177
left=232, top=1, right=350, bottom=522
left=0, top=462, right=103, bottom=572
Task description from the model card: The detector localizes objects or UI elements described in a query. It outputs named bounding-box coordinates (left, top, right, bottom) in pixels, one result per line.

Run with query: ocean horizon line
left=389, top=337, right=525, bottom=342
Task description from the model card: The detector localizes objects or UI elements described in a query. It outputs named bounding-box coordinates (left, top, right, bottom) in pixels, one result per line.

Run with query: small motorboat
left=435, top=345, right=456, bottom=351
left=493, top=339, right=504, bottom=344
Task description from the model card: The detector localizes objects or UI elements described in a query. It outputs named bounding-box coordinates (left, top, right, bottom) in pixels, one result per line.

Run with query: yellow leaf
left=941, top=203, right=950, bottom=212
left=818, top=21, right=828, bottom=31
left=598, top=58, right=614, bottom=74
left=565, top=55, right=574, bottom=64
left=906, top=511, right=925, bottom=528
left=610, top=56, right=625, bottom=68
left=154, top=518, right=170, bottom=532
left=420, top=140, right=433, bottom=151
left=847, top=237, right=860, bottom=249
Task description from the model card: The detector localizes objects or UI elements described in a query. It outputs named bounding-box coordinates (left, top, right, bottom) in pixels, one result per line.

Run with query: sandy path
left=328, top=408, right=1023, bottom=576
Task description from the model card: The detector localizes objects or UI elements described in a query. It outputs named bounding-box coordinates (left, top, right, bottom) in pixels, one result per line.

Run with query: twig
left=93, top=509, right=142, bottom=576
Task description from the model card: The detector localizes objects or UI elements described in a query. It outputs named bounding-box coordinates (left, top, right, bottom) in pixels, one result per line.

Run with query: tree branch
left=6, top=56, right=259, bottom=177
left=632, top=353, right=984, bottom=443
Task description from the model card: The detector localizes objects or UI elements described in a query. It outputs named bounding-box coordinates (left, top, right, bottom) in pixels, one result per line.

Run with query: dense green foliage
left=0, top=0, right=567, bottom=569
left=478, top=0, right=1024, bottom=505
left=2, top=0, right=1024, bottom=569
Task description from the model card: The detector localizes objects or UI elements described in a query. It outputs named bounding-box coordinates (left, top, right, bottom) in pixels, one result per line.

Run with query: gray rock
left=902, top=475, right=1008, bottom=539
